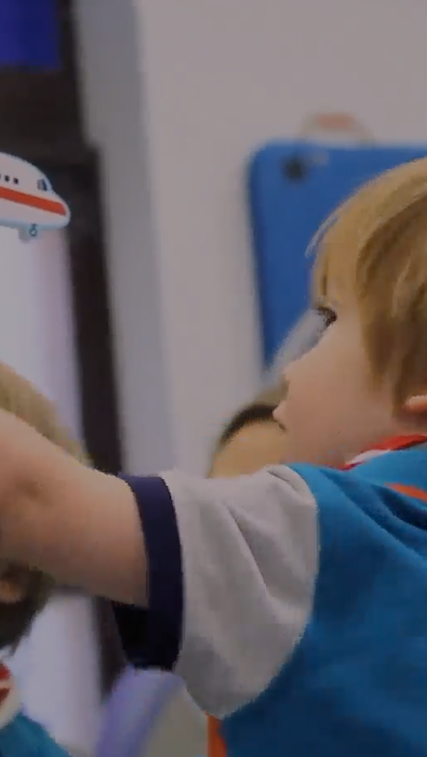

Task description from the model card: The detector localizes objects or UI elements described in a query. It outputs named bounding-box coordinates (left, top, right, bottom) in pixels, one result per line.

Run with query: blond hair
left=312, top=157, right=427, bottom=405
left=0, top=362, right=90, bottom=649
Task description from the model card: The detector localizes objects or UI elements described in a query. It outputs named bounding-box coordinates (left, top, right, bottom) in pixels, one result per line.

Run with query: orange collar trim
left=345, top=435, right=427, bottom=469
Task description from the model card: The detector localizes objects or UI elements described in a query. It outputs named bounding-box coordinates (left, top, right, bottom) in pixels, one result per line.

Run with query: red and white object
left=0, top=153, right=70, bottom=242
left=0, top=664, right=20, bottom=729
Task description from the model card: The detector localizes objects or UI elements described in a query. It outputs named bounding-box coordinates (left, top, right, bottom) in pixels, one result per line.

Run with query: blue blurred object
left=96, top=667, right=182, bottom=757
left=249, top=141, right=427, bottom=366
left=0, top=712, right=71, bottom=756
left=0, top=0, right=60, bottom=68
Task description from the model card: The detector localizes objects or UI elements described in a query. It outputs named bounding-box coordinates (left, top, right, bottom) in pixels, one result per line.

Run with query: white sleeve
left=161, top=465, right=318, bottom=717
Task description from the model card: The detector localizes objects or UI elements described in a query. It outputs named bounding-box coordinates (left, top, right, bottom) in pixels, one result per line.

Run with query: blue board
left=249, top=141, right=427, bottom=366
left=0, top=0, right=59, bottom=69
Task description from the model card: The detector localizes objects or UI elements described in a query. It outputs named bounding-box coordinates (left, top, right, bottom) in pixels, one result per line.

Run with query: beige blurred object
left=143, top=688, right=205, bottom=757
left=298, top=111, right=373, bottom=143
left=62, top=745, right=92, bottom=757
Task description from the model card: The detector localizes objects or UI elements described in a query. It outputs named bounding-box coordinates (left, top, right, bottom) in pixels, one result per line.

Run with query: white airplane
left=0, top=153, right=70, bottom=242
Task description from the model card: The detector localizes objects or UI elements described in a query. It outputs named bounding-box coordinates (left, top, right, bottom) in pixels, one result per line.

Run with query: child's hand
left=0, top=408, right=147, bottom=605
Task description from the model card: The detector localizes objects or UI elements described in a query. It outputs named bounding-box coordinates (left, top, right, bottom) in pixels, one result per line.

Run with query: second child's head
left=274, top=157, right=427, bottom=468
left=210, top=386, right=286, bottom=477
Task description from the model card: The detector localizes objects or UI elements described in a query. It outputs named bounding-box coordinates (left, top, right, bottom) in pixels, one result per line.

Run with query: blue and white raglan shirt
left=114, top=435, right=427, bottom=757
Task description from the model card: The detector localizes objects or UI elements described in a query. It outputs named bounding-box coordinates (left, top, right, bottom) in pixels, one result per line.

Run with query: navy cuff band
left=113, top=475, right=183, bottom=670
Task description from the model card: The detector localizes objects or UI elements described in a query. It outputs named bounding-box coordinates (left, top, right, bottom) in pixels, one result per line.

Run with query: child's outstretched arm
left=0, top=408, right=147, bottom=605
left=0, top=406, right=326, bottom=719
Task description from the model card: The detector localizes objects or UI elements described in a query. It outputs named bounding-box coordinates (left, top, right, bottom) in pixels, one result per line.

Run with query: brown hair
left=312, top=156, right=427, bottom=406
left=0, top=362, right=90, bottom=650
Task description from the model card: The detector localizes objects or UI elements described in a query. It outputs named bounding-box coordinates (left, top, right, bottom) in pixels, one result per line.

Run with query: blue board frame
left=249, top=141, right=427, bottom=365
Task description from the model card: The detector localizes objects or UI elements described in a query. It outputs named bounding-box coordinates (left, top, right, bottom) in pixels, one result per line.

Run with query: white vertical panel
left=0, top=226, right=81, bottom=436
left=0, top=226, right=100, bottom=754
left=11, top=595, right=101, bottom=755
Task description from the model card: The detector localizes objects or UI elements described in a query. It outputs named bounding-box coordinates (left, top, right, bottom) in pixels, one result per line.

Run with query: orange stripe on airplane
left=0, top=185, right=67, bottom=216
left=388, top=483, right=427, bottom=505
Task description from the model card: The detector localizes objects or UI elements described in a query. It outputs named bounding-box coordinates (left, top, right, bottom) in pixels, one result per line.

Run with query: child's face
left=273, top=294, right=404, bottom=468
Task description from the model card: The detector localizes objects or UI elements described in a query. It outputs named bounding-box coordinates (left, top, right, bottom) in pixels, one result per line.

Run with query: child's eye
left=315, top=306, right=337, bottom=328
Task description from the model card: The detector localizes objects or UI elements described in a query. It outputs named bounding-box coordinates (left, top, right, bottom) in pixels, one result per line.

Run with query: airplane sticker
left=0, top=152, right=70, bottom=242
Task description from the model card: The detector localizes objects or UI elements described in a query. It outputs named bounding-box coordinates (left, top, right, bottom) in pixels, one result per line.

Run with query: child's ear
left=0, top=565, right=32, bottom=604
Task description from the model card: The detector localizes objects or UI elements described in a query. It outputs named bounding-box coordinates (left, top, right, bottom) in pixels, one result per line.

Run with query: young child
left=0, top=361, right=89, bottom=756
left=0, top=157, right=427, bottom=756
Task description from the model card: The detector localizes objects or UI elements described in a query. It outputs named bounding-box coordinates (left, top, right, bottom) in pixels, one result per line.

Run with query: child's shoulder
left=291, top=441, right=427, bottom=514
left=289, top=444, right=427, bottom=569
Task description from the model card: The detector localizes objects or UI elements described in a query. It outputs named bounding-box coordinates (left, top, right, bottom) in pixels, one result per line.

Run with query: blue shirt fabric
left=0, top=712, right=71, bottom=756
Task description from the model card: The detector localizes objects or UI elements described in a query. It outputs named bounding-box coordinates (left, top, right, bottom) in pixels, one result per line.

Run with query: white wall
left=0, top=228, right=81, bottom=436
left=75, top=0, right=427, bottom=477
